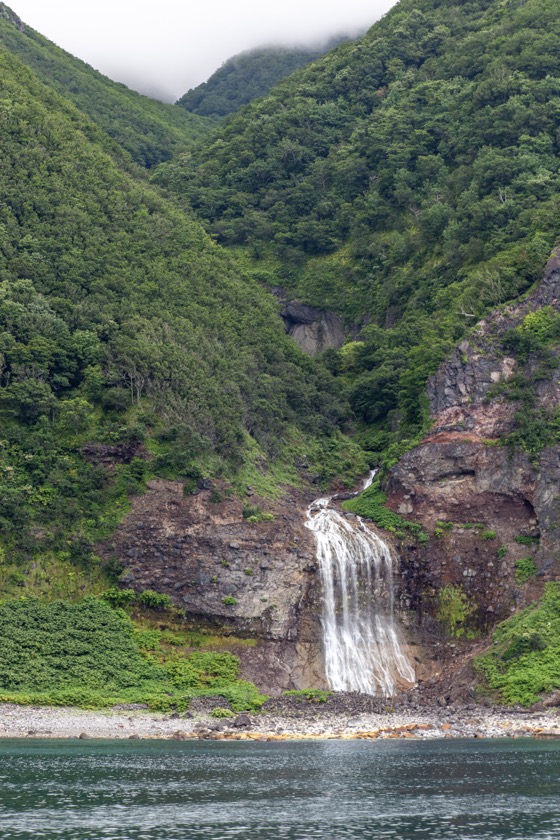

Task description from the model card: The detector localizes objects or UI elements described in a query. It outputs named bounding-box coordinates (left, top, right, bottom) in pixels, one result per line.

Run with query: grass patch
left=242, top=504, right=275, bottom=523
left=475, top=583, right=560, bottom=706
left=342, top=478, right=428, bottom=540
left=514, top=535, right=539, bottom=546
left=283, top=689, right=332, bottom=703
left=514, top=557, right=538, bottom=585
left=231, top=428, right=368, bottom=498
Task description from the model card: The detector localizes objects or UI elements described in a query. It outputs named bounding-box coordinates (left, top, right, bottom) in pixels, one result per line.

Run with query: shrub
left=242, top=504, right=274, bottom=523
left=475, top=583, right=560, bottom=706
left=101, top=388, right=130, bottom=412
left=210, top=706, right=234, bottom=718
left=480, top=530, right=497, bottom=540
left=283, top=689, right=332, bottom=703
left=0, top=597, right=267, bottom=711
left=514, top=535, right=539, bottom=546
left=138, top=590, right=172, bottom=611
left=222, top=596, right=237, bottom=606
left=515, top=557, right=538, bottom=585
left=101, top=587, right=137, bottom=608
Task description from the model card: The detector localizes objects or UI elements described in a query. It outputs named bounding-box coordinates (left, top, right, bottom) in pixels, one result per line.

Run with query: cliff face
left=100, top=251, right=560, bottom=699
left=99, top=479, right=326, bottom=694
left=281, top=300, right=346, bottom=355
left=387, top=249, right=560, bottom=652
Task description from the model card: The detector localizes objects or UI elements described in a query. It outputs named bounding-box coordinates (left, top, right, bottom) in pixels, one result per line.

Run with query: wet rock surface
left=281, top=301, right=346, bottom=355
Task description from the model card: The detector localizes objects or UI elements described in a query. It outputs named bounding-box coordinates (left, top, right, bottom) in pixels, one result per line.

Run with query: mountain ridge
left=0, top=2, right=214, bottom=167
left=176, top=36, right=357, bottom=117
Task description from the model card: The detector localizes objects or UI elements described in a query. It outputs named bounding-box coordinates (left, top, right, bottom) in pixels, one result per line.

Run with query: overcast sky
left=11, top=0, right=396, bottom=102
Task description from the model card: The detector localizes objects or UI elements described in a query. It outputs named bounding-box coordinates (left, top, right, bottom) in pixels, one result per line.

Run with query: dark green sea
left=0, top=738, right=559, bottom=839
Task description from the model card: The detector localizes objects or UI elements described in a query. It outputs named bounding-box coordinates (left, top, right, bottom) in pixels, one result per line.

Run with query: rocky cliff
left=99, top=479, right=328, bottom=694
left=281, top=300, right=346, bottom=355
left=0, top=3, right=24, bottom=30
left=384, top=249, right=560, bottom=692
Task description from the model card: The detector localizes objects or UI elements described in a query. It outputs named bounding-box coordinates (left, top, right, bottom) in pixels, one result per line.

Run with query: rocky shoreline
left=2, top=701, right=560, bottom=742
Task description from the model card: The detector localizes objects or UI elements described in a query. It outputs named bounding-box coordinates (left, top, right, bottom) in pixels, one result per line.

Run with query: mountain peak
left=0, top=3, right=24, bottom=31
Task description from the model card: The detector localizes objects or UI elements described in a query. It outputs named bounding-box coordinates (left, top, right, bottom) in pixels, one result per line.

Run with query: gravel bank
left=2, top=702, right=560, bottom=741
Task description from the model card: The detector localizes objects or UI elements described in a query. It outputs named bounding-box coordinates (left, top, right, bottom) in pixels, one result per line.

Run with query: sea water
left=1, top=738, right=560, bottom=839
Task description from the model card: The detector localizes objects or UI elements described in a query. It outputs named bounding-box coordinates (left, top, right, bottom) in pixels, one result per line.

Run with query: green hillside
left=177, top=37, right=353, bottom=117
left=0, top=45, right=362, bottom=596
left=159, top=0, right=560, bottom=461
left=0, top=2, right=213, bottom=167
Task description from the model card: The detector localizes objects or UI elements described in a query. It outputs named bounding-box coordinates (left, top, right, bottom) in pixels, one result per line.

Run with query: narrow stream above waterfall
left=305, top=473, right=415, bottom=696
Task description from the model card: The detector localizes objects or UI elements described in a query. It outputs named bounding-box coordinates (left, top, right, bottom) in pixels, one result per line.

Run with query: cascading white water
left=305, top=473, right=415, bottom=696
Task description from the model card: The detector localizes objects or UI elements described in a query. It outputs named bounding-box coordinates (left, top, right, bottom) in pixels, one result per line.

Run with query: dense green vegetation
left=0, top=597, right=267, bottom=710
left=0, top=46, right=363, bottom=587
left=177, top=37, right=353, bottom=117
left=342, top=477, right=428, bottom=540
left=475, top=583, right=560, bottom=706
left=159, top=0, right=560, bottom=462
left=0, top=3, right=213, bottom=166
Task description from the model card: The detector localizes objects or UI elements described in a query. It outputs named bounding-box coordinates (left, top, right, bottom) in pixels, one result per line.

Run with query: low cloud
left=13, top=0, right=396, bottom=101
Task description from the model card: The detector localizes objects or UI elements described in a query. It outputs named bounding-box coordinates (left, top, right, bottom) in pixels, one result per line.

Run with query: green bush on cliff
left=514, top=557, right=538, bottom=585
left=0, top=597, right=267, bottom=711
left=342, top=478, right=426, bottom=540
left=436, top=585, right=476, bottom=639
left=475, top=583, right=560, bottom=706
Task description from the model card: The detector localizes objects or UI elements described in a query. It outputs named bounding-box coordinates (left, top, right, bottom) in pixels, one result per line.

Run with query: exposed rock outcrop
left=0, top=3, right=24, bottom=31
left=386, top=249, right=560, bottom=648
left=98, top=479, right=326, bottom=693
left=281, top=300, right=345, bottom=354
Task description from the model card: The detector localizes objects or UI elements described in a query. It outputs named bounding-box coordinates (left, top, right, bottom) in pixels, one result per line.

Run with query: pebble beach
left=2, top=702, right=560, bottom=742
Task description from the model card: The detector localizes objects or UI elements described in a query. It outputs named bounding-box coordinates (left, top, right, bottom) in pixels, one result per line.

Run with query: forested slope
left=159, top=0, right=560, bottom=461
left=176, top=38, right=352, bottom=117
left=0, top=45, right=361, bottom=596
left=0, top=3, right=213, bottom=167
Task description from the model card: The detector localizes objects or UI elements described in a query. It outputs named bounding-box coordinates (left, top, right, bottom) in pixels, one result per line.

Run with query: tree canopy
left=159, top=0, right=560, bottom=456
left=176, top=37, right=354, bottom=117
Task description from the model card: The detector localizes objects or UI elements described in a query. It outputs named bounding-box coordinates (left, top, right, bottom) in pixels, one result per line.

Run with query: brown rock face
left=0, top=4, right=25, bottom=31
left=387, top=249, right=560, bottom=653
left=98, top=479, right=326, bottom=693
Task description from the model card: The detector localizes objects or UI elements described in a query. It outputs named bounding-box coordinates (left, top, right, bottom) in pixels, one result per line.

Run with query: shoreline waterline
left=2, top=703, right=560, bottom=742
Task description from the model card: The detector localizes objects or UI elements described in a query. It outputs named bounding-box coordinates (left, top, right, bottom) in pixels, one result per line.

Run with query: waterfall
left=305, top=474, right=415, bottom=696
